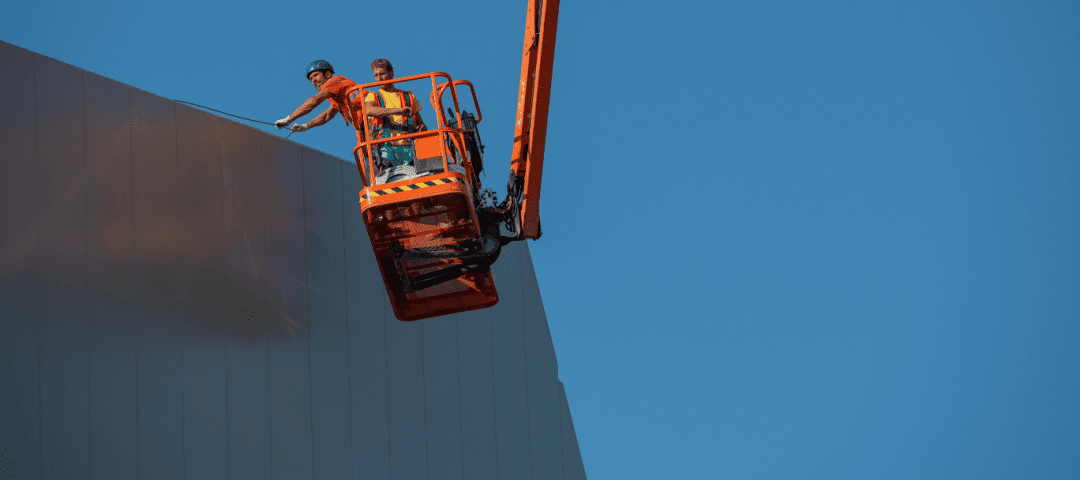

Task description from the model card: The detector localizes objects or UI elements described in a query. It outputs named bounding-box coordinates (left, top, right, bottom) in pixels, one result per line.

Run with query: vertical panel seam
left=129, top=83, right=140, bottom=480
left=80, top=66, right=90, bottom=479
left=219, top=115, right=231, bottom=480
left=33, top=51, right=44, bottom=480
left=487, top=306, right=499, bottom=478
left=520, top=248, right=533, bottom=479
left=337, top=161, right=356, bottom=480
left=258, top=107, right=273, bottom=480
left=128, top=82, right=139, bottom=480
left=224, top=335, right=231, bottom=480
left=264, top=140, right=275, bottom=480
left=455, top=318, right=465, bottom=480
left=383, top=298, right=393, bottom=479
left=175, top=97, right=187, bottom=480
left=214, top=115, right=225, bottom=479
left=421, top=322, right=429, bottom=480
left=258, top=118, right=271, bottom=480
left=301, top=148, right=316, bottom=480
left=82, top=67, right=92, bottom=480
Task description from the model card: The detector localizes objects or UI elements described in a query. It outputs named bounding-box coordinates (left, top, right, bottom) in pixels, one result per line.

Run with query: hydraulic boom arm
left=508, top=0, right=560, bottom=240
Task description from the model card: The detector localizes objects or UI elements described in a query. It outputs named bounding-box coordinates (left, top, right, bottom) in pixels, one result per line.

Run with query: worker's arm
left=290, top=105, right=341, bottom=133
left=365, top=101, right=411, bottom=118
left=305, top=105, right=340, bottom=128
left=289, top=89, right=334, bottom=120
left=277, top=89, right=335, bottom=129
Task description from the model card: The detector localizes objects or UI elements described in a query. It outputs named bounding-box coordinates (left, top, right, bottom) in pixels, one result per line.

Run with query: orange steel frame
left=350, top=72, right=476, bottom=185
left=511, top=0, right=560, bottom=240
left=343, top=0, right=560, bottom=320
left=350, top=73, right=497, bottom=321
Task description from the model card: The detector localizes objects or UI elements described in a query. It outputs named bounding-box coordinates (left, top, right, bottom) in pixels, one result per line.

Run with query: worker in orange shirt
left=275, top=60, right=367, bottom=143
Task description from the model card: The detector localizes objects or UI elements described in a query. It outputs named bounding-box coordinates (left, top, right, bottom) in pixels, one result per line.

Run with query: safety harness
left=370, top=89, right=420, bottom=138
left=368, top=89, right=422, bottom=170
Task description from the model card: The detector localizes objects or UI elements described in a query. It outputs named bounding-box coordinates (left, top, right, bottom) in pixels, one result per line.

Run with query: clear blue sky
left=4, top=0, right=1079, bottom=478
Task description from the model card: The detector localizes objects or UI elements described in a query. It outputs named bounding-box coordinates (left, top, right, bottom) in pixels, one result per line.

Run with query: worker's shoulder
left=322, top=75, right=358, bottom=91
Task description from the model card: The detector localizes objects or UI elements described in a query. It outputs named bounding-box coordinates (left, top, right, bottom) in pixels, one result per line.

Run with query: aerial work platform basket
left=353, top=73, right=502, bottom=321
left=347, top=0, right=558, bottom=321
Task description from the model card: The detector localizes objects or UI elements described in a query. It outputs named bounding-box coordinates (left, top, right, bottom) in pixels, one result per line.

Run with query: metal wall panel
left=36, top=54, right=90, bottom=480
left=265, top=142, right=314, bottom=480
left=219, top=118, right=274, bottom=479
left=219, top=120, right=272, bottom=480
left=456, top=308, right=499, bottom=480
left=225, top=327, right=273, bottom=480
left=130, top=87, right=185, bottom=480
left=0, top=40, right=42, bottom=480
left=303, top=151, right=353, bottom=479
left=385, top=294, right=429, bottom=480
left=342, top=172, right=392, bottom=479
left=423, top=314, right=464, bottom=480
left=560, top=382, right=587, bottom=480
left=83, top=70, right=137, bottom=480
left=489, top=242, right=532, bottom=480
left=521, top=244, right=565, bottom=479
left=175, top=104, right=229, bottom=480
left=1, top=40, right=588, bottom=480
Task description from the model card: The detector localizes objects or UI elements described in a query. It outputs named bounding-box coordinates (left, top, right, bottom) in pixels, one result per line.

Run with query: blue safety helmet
left=306, top=60, right=334, bottom=79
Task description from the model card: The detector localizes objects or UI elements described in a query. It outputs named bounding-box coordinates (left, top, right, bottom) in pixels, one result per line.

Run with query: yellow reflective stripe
left=362, top=176, right=462, bottom=201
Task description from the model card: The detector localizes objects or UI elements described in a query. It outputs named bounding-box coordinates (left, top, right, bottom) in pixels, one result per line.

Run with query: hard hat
left=307, top=60, right=335, bottom=79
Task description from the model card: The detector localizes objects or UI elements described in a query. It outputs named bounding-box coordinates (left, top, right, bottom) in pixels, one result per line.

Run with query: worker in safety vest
left=365, top=58, right=431, bottom=184
left=275, top=60, right=367, bottom=143
left=365, top=58, right=428, bottom=137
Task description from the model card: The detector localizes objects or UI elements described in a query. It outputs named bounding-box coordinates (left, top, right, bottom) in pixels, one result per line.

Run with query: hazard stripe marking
left=361, top=176, right=463, bottom=201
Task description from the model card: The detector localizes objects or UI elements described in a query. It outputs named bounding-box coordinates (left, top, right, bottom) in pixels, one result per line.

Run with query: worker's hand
left=275, top=116, right=293, bottom=129
left=396, top=107, right=412, bottom=117
left=290, top=123, right=309, bottom=133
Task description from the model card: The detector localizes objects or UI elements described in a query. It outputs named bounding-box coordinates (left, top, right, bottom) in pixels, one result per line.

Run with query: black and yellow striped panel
left=361, top=176, right=463, bottom=201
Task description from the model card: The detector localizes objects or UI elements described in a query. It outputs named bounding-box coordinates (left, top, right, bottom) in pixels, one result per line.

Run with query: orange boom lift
left=352, top=0, right=560, bottom=321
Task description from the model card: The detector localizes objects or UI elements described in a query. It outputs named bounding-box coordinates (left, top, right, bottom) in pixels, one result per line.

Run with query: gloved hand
left=290, top=123, right=309, bottom=133
left=275, top=116, right=293, bottom=129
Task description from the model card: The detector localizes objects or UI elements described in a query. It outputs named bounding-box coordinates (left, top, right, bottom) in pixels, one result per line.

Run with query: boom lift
left=351, top=0, right=559, bottom=321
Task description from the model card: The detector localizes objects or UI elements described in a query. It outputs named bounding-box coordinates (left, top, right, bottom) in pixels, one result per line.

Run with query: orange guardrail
left=434, top=80, right=482, bottom=125
left=351, top=72, right=477, bottom=189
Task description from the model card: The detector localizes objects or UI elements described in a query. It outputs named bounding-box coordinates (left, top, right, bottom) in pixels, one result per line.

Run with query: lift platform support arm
left=509, top=0, right=560, bottom=240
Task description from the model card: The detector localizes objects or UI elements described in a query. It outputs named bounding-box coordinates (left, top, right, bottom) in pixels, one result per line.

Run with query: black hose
left=174, top=100, right=279, bottom=127
left=174, top=100, right=298, bottom=140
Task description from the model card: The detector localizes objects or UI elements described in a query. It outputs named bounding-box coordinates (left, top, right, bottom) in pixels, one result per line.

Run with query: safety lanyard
left=375, top=89, right=414, bottom=138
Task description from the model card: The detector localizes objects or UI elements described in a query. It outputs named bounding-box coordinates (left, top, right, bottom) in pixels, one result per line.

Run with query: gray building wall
left=0, top=40, right=586, bottom=480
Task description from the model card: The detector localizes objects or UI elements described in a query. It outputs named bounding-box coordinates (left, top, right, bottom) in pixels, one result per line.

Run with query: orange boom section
left=509, top=0, right=560, bottom=240
left=354, top=73, right=499, bottom=321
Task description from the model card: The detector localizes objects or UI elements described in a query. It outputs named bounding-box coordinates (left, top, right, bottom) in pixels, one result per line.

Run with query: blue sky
left=4, top=0, right=1079, bottom=478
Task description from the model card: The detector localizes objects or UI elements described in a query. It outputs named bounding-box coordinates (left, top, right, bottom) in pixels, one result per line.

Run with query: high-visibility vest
left=368, top=89, right=420, bottom=139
